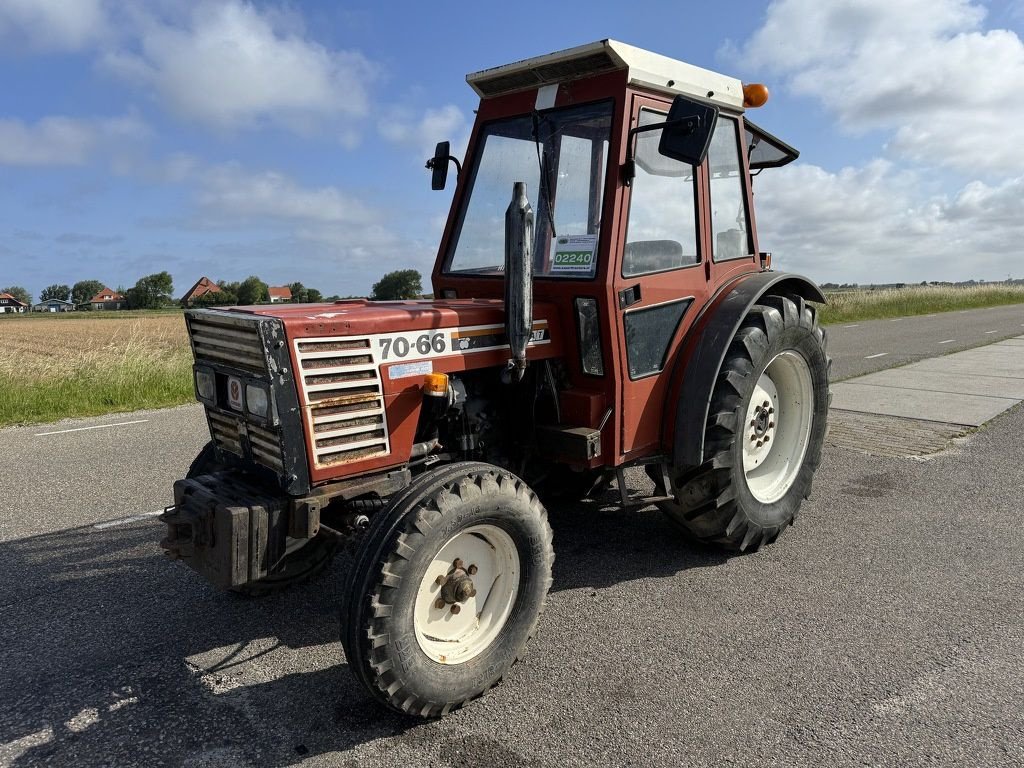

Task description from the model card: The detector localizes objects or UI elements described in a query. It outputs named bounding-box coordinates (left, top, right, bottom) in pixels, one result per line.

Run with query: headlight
left=246, top=383, right=269, bottom=418
left=195, top=369, right=216, bottom=402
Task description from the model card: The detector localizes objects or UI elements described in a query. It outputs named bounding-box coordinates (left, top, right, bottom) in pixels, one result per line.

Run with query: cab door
left=613, top=93, right=711, bottom=459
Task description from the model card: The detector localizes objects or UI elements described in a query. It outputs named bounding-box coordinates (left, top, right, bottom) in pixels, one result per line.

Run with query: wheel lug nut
left=769, top=421, right=774, bottom=429
left=756, top=440, right=763, bottom=447
left=453, top=558, right=464, bottom=571
left=434, top=598, right=446, bottom=610
left=467, top=564, right=478, bottom=575
left=751, top=435, right=758, bottom=442
left=450, top=604, right=461, bottom=615
left=763, top=400, right=769, bottom=408
left=750, top=419, right=757, bottom=427
left=435, top=575, right=446, bottom=586
left=768, top=407, right=774, bottom=414
left=469, top=587, right=477, bottom=597
left=763, top=435, right=770, bottom=443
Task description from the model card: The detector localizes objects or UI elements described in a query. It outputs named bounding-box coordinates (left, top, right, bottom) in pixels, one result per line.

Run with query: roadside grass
left=819, top=284, right=1024, bottom=325
left=2, top=284, right=1023, bottom=425
left=0, top=315, right=193, bottom=427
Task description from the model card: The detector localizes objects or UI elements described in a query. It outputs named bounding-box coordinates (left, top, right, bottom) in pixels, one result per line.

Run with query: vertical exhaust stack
left=504, top=182, right=534, bottom=381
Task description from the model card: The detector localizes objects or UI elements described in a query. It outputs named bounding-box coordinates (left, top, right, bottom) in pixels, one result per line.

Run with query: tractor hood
left=221, top=298, right=561, bottom=341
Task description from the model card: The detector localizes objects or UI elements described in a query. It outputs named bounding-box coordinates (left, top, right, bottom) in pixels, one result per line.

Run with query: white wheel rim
left=742, top=350, right=814, bottom=504
left=413, top=524, right=520, bottom=665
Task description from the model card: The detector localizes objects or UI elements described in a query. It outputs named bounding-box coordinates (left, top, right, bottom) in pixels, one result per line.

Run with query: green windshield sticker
left=550, top=234, right=598, bottom=274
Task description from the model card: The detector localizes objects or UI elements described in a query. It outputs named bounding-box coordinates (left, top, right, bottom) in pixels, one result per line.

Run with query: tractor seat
left=622, top=239, right=694, bottom=275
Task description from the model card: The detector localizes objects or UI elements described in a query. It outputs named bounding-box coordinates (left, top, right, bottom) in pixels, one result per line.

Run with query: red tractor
left=161, top=40, right=829, bottom=717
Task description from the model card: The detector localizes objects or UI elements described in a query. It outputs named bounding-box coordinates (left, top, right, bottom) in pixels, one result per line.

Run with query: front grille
left=293, top=337, right=390, bottom=467
left=187, top=313, right=267, bottom=373
left=187, top=311, right=285, bottom=476
left=206, top=410, right=284, bottom=474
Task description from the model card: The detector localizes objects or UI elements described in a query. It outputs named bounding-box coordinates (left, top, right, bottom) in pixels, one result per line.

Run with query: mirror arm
left=425, top=155, right=463, bottom=177
left=622, top=115, right=700, bottom=187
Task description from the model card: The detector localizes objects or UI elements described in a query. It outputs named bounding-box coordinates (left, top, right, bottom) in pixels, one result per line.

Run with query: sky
left=1, top=0, right=1023, bottom=302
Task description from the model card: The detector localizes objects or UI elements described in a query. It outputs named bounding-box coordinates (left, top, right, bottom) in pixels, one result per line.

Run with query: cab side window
left=708, top=117, right=753, bottom=261
left=623, top=109, right=699, bottom=277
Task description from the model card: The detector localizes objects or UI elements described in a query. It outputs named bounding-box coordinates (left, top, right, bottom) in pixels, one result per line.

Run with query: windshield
left=445, top=100, right=613, bottom=279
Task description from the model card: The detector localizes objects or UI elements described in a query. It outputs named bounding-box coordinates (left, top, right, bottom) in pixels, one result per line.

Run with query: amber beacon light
left=742, top=83, right=770, bottom=108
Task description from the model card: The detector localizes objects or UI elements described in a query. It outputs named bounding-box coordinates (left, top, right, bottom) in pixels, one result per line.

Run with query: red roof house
left=89, top=287, right=126, bottom=311
left=0, top=292, right=28, bottom=313
left=180, top=276, right=222, bottom=306
left=268, top=286, right=292, bottom=303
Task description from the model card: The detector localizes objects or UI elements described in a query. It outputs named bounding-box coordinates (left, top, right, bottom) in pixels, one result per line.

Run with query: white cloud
left=379, top=104, right=469, bottom=160
left=194, top=164, right=380, bottom=226
left=754, top=161, right=1024, bottom=283
left=733, top=0, right=1024, bottom=174
left=102, top=1, right=376, bottom=132
left=0, top=115, right=146, bottom=166
left=0, top=0, right=108, bottom=51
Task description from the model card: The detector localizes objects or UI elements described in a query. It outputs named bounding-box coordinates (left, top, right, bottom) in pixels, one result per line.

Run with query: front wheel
left=341, top=462, right=554, bottom=718
left=661, top=294, right=830, bottom=551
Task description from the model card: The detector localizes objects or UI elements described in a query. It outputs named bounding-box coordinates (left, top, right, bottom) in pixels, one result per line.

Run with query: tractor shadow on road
left=0, top=492, right=729, bottom=767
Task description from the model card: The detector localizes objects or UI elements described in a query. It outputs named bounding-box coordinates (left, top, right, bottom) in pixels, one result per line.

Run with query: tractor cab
left=431, top=39, right=798, bottom=463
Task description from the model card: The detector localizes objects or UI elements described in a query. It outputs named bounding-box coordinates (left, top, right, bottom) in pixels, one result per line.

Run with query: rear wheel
left=341, top=462, right=554, bottom=718
left=661, top=294, right=830, bottom=551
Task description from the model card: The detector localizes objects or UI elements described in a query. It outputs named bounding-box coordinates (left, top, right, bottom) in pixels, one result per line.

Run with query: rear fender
left=668, top=273, right=826, bottom=469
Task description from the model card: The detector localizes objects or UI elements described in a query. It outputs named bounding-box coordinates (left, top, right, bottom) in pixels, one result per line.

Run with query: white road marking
left=865, top=352, right=889, bottom=359
left=984, top=330, right=997, bottom=334
left=938, top=339, right=956, bottom=344
left=889, top=318, right=901, bottom=322
left=844, top=324, right=859, bottom=328
left=36, top=419, right=148, bottom=437
left=93, top=510, right=164, bottom=530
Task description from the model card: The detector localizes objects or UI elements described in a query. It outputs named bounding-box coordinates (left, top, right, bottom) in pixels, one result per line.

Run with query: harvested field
left=820, top=283, right=1024, bottom=324
left=0, top=313, right=193, bottom=426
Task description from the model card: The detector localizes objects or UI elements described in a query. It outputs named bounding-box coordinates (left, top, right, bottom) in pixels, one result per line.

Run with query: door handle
left=618, top=284, right=642, bottom=309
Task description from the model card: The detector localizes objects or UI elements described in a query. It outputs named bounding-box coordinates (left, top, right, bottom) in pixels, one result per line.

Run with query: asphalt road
left=824, top=303, right=1024, bottom=380
left=2, top=306, right=1023, bottom=767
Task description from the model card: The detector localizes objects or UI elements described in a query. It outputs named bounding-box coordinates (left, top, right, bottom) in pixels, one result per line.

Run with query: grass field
left=818, top=283, right=1024, bottom=324
left=0, top=314, right=192, bottom=426
left=2, top=283, right=1024, bottom=426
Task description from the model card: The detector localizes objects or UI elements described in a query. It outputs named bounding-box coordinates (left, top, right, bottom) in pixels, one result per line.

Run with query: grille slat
left=188, top=313, right=268, bottom=374
left=294, top=334, right=391, bottom=467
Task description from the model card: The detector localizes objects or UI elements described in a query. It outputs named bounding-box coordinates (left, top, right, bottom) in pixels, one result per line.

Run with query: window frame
left=441, top=98, right=616, bottom=283
left=708, top=115, right=755, bottom=264
left=620, top=107, right=703, bottom=280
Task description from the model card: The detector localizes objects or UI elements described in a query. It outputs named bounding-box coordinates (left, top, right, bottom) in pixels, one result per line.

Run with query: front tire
left=661, top=294, right=829, bottom=551
left=341, top=462, right=554, bottom=718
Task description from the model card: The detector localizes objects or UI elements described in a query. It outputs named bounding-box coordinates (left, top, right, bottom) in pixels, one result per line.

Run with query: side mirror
left=426, top=141, right=451, bottom=190
left=658, top=95, right=719, bottom=166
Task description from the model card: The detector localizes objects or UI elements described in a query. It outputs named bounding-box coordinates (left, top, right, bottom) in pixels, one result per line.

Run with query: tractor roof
left=467, top=39, right=744, bottom=111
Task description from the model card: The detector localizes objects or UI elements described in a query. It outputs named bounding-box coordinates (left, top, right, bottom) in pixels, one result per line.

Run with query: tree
left=371, top=269, right=422, bottom=301
left=72, top=280, right=105, bottom=306
left=40, top=284, right=71, bottom=302
left=237, top=275, right=269, bottom=305
left=1, top=286, right=31, bottom=306
left=287, top=281, right=324, bottom=304
left=126, top=271, right=174, bottom=309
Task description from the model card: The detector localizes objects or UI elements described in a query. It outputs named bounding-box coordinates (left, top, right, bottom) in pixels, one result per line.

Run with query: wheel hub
left=436, top=560, right=478, bottom=610
left=741, top=350, right=814, bottom=504
left=414, top=524, right=521, bottom=664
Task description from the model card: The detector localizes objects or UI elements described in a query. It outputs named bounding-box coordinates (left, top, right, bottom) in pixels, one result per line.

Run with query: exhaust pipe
left=504, top=182, right=534, bottom=381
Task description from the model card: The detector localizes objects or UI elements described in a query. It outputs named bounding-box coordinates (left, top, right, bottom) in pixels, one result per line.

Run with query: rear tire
left=341, top=462, right=554, bottom=718
left=661, top=294, right=830, bottom=551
